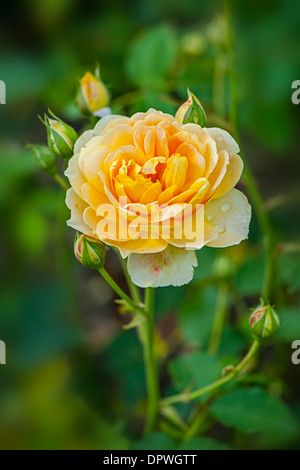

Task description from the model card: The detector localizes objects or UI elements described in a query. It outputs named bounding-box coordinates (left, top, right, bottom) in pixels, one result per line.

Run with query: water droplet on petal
left=215, top=224, right=226, bottom=234
left=206, top=215, right=215, bottom=222
left=221, top=202, right=232, bottom=213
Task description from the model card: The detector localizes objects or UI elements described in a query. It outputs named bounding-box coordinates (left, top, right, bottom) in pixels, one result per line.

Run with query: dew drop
left=221, top=202, right=232, bottom=213
left=215, top=224, right=226, bottom=233
left=206, top=215, right=215, bottom=222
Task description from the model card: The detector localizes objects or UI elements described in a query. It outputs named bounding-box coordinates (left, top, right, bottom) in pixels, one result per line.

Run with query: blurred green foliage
left=0, top=0, right=300, bottom=450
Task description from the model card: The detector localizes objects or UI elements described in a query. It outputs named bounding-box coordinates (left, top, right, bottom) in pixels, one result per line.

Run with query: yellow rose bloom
left=65, top=109, right=251, bottom=287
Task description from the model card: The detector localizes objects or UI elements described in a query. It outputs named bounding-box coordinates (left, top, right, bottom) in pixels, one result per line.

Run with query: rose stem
left=225, top=0, right=276, bottom=302
left=116, top=253, right=160, bottom=434
left=207, top=283, right=229, bottom=355
left=53, top=173, right=69, bottom=191
left=160, top=340, right=260, bottom=408
left=138, top=287, right=159, bottom=434
left=98, top=266, right=144, bottom=314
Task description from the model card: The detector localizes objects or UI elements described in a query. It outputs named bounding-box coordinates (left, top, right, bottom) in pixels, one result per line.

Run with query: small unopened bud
left=29, top=144, right=57, bottom=175
left=175, top=89, right=206, bottom=126
left=249, top=299, right=280, bottom=340
left=40, top=110, right=78, bottom=161
left=76, top=69, right=110, bottom=116
left=74, top=232, right=106, bottom=269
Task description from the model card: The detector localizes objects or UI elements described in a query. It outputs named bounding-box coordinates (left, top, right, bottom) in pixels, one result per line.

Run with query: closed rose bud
left=175, top=89, right=206, bottom=126
left=249, top=299, right=280, bottom=340
left=76, top=71, right=110, bottom=115
left=74, top=232, right=106, bottom=269
left=40, top=110, right=78, bottom=161
left=29, top=144, right=58, bottom=175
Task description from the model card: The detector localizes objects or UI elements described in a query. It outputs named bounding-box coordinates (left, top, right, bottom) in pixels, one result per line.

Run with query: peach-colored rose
left=65, top=109, right=251, bottom=287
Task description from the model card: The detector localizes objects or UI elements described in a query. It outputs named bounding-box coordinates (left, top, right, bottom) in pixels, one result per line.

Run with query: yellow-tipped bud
left=76, top=69, right=110, bottom=115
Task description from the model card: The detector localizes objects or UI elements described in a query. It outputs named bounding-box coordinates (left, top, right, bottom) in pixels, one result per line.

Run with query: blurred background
left=0, top=0, right=300, bottom=450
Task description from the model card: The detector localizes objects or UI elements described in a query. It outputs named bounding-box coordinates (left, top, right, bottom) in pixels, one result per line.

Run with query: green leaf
left=193, top=247, right=217, bottom=283
left=126, top=24, right=178, bottom=89
left=156, top=285, right=187, bottom=315
left=133, top=432, right=176, bottom=450
left=123, top=312, right=146, bottom=330
left=104, top=331, right=146, bottom=408
left=169, top=352, right=222, bottom=399
left=279, top=253, right=300, bottom=293
left=235, top=254, right=265, bottom=296
left=276, top=307, right=300, bottom=342
left=10, top=282, right=83, bottom=369
left=179, top=286, right=218, bottom=347
left=210, top=387, right=298, bottom=439
left=178, top=437, right=232, bottom=450
left=218, top=326, right=246, bottom=359
left=0, top=146, right=36, bottom=203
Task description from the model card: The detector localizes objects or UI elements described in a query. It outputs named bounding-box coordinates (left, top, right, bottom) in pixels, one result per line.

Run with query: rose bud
left=175, top=89, right=206, bottom=126
left=249, top=299, right=280, bottom=340
left=76, top=69, right=110, bottom=116
left=74, top=232, right=106, bottom=269
left=29, top=144, right=58, bottom=175
left=40, top=110, right=78, bottom=161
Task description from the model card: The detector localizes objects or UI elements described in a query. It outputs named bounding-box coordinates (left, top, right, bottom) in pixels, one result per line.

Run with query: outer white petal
left=65, top=188, right=93, bottom=236
left=205, top=188, right=251, bottom=247
left=127, top=245, right=198, bottom=288
left=73, top=130, right=95, bottom=154
left=205, top=127, right=240, bottom=154
left=73, top=115, right=126, bottom=157
left=65, top=152, right=86, bottom=198
left=93, top=114, right=129, bottom=135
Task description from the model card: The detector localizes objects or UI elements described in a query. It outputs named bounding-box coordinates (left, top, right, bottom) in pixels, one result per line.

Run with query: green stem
left=207, top=284, right=229, bottom=355
left=160, top=340, right=260, bottom=407
left=53, top=173, right=69, bottom=191
left=111, top=90, right=143, bottom=109
left=225, top=0, right=275, bottom=301
left=115, top=252, right=159, bottom=434
left=213, top=54, right=226, bottom=118
left=184, top=406, right=210, bottom=441
left=116, top=252, right=142, bottom=305
left=138, top=288, right=159, bottom=434
left=98, top=266, right=144, bottom=314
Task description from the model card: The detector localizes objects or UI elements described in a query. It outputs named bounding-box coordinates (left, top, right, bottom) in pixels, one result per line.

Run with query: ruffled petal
left=65, top=188, right=93, bottom=236
left=211, top=153, right=244, bottom=200
left=127, top=245, right=198, bottom=287
left=205, top=127, right=240, bottom=154
left=205, top=189, right=251, bottom=247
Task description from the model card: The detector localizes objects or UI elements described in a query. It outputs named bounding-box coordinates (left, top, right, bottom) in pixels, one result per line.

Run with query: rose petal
left=205, top=127, right=240, bottom=154
left=205, top=188, right=251, bottom=247
left=127, top=245, right=198, bottom=287
left=65, top=152, right=86, bottom=198
left=65, top=188, right=93, bottom=236
left=73, top=130, right=95, bottom=154
left=211, top=153, right=244, bottom=200
left=93, top=114, right=131, bottom=136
